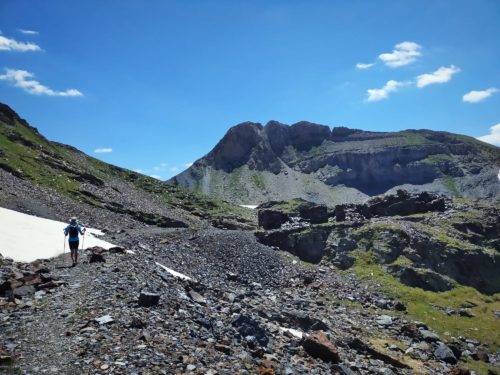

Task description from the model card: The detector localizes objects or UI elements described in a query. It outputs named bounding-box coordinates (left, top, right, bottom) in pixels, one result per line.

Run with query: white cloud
left=416, top=65, right=460, bottom=88
left=379, top=42, right=422, bottom=68
left=0, top=35, right=41, bottom=52
left=94, top=148, right=112, bottom=153
left=184, top=162, right=193, bottom=168
left=477, top=123, right=500, bottom=146
left=366, top=80, right=405, bottom=102
left=463, top=88, right=498, bottom=103
left=19, top=29, right=39, bottom=35
left=149, top=174, right=162, bottom=180
left=0, top=69, right=83, bottom=97
left=134, top=169, right=144, bottom=173
left=170, top=167, right=180, bottom=172
left=356, top=62, right=375, bottom=70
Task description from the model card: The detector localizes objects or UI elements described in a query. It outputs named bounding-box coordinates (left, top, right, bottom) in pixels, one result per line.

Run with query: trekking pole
left=63, top=233, right=66, bottom=266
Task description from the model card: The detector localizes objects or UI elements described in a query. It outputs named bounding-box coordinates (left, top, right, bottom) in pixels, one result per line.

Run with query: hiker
left=64, top=217, right=86, bottom=266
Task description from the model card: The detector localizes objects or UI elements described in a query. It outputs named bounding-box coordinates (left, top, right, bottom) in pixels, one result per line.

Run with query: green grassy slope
left=0, top=103, right=252, bottom=224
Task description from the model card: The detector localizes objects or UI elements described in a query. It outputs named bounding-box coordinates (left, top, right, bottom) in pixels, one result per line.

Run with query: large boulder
left=434, top=343, right=457, bottom=364
left=367, top=190, right=447, bottom=217
left=389, top=265, right=455, bottom=292
left=258, top=209, right=289, bottom=230
left=256, top=226, right=330, bottom=264
left=298, top=202, right=328, bottom=224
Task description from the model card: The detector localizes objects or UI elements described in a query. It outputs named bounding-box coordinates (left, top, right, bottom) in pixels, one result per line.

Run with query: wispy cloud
left=149, top=174, right=162, bottom=180
left=416, top=65, right=460, bottom=88
left=134, top=169, right=144, bottom=174
left=170, top=166, right=180, bottom=172
left=94, top=148, right=112, bottom=153
left=0, top=35, right=41, bottom=52
left=0, top=69, right=83, bottom=97
left=463, top=88, right=498, bottom=103
left=18, top=29, right=39, bottom=35
left=184, top=162, right=193, bottom=168
left=366, top=80, right=405, bottom=102
left=379, top=42, right=422, bottom=68
left=356, top=62, right=375, bottom=70
left=477, top=124, right=500, bottom=146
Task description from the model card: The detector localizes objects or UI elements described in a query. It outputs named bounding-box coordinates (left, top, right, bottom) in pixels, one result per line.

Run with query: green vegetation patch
left=441, top=175, right=461, bottom=198
left=351, top=251, right=500, bottom=352
left=251, top=173, right=265, bottom=190
left=422, top=153, right=452, bottom=165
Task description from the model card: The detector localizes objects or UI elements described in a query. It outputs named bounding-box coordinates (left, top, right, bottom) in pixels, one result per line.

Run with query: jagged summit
left=172, top=120, right=500, bottom=205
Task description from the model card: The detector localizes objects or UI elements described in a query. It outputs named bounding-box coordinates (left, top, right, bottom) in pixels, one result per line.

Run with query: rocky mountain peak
left=173, top=120, right=500, bottom=205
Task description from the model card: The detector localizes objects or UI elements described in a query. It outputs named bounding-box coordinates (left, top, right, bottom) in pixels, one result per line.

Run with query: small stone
left=214, top=344, right=232, bottom=355
left=394, top=301, right=406, bottom=311
left=420, top=329, right=440, bottom=342
left=138, top=291, right=160, bottom=307
left=95, top=315, right=114, bottom=325
left=89, top=252, right=105, bottom=263
left=100, top=364, right=109, bottom=370
left=0, top=356, right=13, bottom=366
left=13, top=285, right=36, bottom=298
left=434, top=343, right=457, bottom=364
left=472, top=347, right=490, bottom=363
left=375, top=299, right=390, bottom=309
left=188, top=290, right=206, bottom=304
left=376, top=315, right=394, bottom=326
left=302, top=331, right=340, bottom=363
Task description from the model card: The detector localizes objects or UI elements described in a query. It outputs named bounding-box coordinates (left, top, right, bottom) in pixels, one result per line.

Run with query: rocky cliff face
left=172, top=121, right=500, bottom=205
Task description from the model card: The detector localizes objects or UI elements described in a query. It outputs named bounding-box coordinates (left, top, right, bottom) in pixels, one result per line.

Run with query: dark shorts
left=69, top=241, right=79, bottom=251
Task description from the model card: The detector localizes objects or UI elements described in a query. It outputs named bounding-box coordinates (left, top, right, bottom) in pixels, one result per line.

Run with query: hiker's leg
left=73, top=241, right=79, bottom=265
left=69, top=242, right=77, bottom=265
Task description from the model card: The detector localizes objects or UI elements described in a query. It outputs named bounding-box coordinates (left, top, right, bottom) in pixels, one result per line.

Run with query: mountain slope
left=171, top=121, right=500, bottom=206
left=0, top=103, right=253, bottom=230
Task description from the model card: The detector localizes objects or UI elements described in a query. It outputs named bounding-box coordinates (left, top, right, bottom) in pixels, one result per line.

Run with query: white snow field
left=0, top=207, right=115, bottom=262
left=240, top=205, right=258, bottom=209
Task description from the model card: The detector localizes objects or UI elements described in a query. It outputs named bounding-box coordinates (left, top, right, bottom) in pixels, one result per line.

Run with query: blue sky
left=1, top=0, right=499, bottom=180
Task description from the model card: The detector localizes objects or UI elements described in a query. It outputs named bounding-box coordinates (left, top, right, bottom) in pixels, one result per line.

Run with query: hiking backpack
left=69, top=225, right=79, bottom=238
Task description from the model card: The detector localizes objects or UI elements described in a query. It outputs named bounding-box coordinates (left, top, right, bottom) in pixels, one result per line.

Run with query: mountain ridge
left=172, top=120, right=500, bottom=205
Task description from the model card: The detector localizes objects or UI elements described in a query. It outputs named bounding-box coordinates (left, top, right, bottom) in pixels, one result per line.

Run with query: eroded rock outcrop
left=255, top=192, right=500, bottom=294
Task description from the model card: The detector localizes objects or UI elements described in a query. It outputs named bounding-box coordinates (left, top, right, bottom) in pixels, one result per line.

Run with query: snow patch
left=0, top=207, right=115, bottom=262
left=156, top=262, right=192, bottom=281
left=279, top=327, right=303, bottom=339
left=239, top=205, right=258, bottom=209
